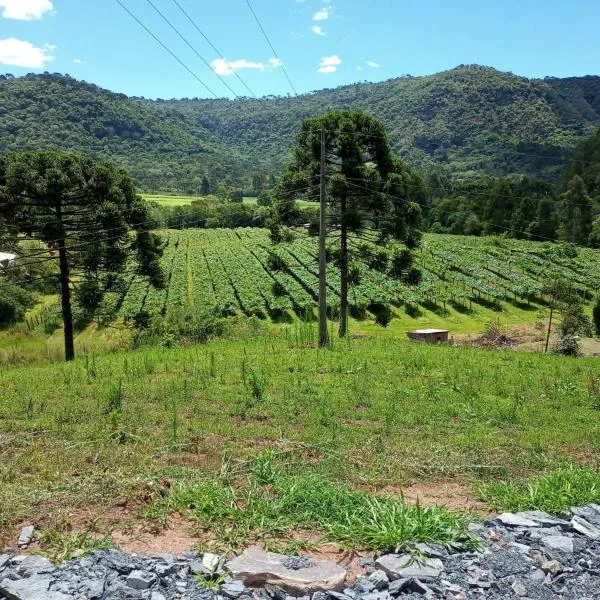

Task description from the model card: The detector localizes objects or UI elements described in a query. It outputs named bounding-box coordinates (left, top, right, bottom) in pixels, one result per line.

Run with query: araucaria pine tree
left=561, top=175, right=593, bottom=245
left=272, top=110, right=423, bottom=337
left=0, top=151, right=165, bottom=361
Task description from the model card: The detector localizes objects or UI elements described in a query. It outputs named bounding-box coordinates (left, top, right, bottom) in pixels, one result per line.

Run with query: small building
left=407, top=328, right=449, bottom=344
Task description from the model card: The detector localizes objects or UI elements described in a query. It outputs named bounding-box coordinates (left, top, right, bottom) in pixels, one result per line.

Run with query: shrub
left=559, top=303, right=592, bottom=337
left=553, top=335, right=581, bottom=357
left=0, top=282, right=34, bottom=326
left=593, top=297, right=600, bottom=337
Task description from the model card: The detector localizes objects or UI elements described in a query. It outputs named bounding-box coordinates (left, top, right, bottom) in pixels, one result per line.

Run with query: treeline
left=423, top=127, right=600, bottom=246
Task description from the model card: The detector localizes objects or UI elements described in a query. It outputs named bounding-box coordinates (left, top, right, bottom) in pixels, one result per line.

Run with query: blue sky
left=0, top=0, right=599, bottom=100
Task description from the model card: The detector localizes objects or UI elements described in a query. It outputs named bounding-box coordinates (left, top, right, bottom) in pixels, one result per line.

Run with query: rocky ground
left=2, top=504, right=600, bottom=599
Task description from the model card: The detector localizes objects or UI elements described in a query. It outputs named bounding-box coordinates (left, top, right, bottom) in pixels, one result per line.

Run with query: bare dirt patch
left=111, top=515, right=198, bottom=556
left=382, top=481, right=490, bottom=515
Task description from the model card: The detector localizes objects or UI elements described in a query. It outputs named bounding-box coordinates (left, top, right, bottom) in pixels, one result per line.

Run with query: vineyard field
left=109, top=229, right=600, bottom=329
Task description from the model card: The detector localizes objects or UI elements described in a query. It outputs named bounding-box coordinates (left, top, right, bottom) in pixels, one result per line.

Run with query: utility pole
left=318, top=126, right=329, bottom=348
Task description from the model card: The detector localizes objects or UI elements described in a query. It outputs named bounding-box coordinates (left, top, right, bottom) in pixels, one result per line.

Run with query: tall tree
left=273, top=110, right=422, bottom=337
left=560, top=175, right=593, bottom=245
left=200, top=175, right=210, bottom=196
left=484, top=177, right=514, bottom=234
left=0, top=151, right=164, bottom=361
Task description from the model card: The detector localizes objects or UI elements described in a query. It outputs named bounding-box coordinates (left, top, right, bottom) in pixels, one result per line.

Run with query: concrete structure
left=407, top=328, right=449, bottom=344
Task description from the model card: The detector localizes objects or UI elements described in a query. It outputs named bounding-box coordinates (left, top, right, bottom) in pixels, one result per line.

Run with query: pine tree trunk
left=339, top=194, right=348, bottom=338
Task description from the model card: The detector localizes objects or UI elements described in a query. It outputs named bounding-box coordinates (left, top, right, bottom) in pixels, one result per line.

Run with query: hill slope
left=1, top=66, right=599, bottom=188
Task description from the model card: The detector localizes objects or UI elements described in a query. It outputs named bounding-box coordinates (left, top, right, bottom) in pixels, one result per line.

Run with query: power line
left=113, top=0, right=219, bottom=98
left=169, top=0, right=257, bottom=98
left=245, top=0, right=298, bottom=96
left=142, top=0, right=241, bottom=99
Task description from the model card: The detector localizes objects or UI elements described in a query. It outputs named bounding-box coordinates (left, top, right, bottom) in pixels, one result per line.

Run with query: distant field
left=143, top=194, right=199, bottom=207
left=144, top=194, right=319, bottom=210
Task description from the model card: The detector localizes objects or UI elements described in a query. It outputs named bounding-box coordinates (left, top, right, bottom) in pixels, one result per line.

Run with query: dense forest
left=1, top=65, right=599, bottom=191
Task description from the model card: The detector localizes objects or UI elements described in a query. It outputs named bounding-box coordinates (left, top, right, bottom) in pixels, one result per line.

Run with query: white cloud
left=73, top=58, right=85, bottom=65
left=311, top=25, right=325, bottom=36
left=0, top=0, right=53, bottom=20
left=317, top=54, right=341, bottom=73
left=313, top=7, right=330, bottom=21
left=366, top=60, right=380, bottom=68
left=0, top=38, right=55, bottom=68
left=212, top=57, right=283, bottom=76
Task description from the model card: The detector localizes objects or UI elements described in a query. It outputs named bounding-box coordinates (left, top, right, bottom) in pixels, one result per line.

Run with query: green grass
left=153, top=465, right=475, bottom=553
left=1, top=331, right=599, bottom=548
left=481, top=466, right=600, bottom=514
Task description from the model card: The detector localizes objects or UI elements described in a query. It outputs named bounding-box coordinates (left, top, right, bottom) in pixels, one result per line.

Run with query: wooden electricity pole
left=318, top=127, right=329, bottom=348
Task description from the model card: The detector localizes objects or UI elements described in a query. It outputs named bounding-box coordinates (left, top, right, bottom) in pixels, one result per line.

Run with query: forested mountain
left=1, top=65, right=599, bottom=190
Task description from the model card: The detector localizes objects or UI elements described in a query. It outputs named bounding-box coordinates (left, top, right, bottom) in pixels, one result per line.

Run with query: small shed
left=407, top=328, right=449, bottom=344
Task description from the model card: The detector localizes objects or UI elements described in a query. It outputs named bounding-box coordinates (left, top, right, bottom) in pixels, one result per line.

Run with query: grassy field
left=144, top=194, right=319, bottom=211
left=1, top=330, right=599, bottom=552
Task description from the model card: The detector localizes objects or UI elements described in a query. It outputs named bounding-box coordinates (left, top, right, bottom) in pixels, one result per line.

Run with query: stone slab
left=226, top=548, right=346, bottom=594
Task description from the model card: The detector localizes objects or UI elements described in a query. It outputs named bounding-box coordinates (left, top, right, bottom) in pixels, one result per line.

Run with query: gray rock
left=480, top=549, right=531, bottom=578
left=541, top=560, right=562, bottom=574
left=571, top=515, right=600, bottom=539
left=495, top=513, right=540, bottom=528
left=571, top=504, right=600, bottom=526
left=361, top=592, right=390, bottom=600
left=221, top=580, right=247, bottom=599
left=468, top=579, right=491, bottom=589
left=79, top=578, right=105, bottom=599
left=202, top=552, right=223, bottom=574
left=508, top=542, right=531, bottom=554
left=17, top=526, right=35, bottom=547
left=226, top=548, right=346, bottom=594
left=517, top=510, right=572, bottom=530
left=15, top=555, right=54, bottom=577
left=375, top=554, right=443, bottom=581
left=387, top=578, right=411, bottom=595
left=413, top=543, right=446, bottom=559
left=541, top=535, right=574, bottom=556
left=511, top=579, right=527, bottom=596
left=354, top=577, right=375, bottom=594
left=527, top=568, right=546, bottom=584
left=0, top=554, right=11, bottom=571
left=126, top=570, right=157, bottom=590
left=0, top=575, right=69, bottom=600
left=150, top=593, right=167, bottom=600
left=367, top=570, right=389, bottom=590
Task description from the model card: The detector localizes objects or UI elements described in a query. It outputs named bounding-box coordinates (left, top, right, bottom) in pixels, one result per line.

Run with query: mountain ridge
left=1, top=65, right=599, bottom=189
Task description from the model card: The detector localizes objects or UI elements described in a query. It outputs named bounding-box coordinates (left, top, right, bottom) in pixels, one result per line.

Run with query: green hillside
left=1, top=66, right=599, bottom=189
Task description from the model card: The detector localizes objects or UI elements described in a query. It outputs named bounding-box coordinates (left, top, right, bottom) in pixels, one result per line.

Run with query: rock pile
left=2, top=504, right=600, bottom=599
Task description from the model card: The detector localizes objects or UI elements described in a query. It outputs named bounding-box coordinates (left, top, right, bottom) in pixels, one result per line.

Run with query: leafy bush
left=0, top=282, right=34, bottom=326
left=559, top=303, right=592, bottom=337
left=593, top=297, right=600, bottom=337
left=553, top=335, right=581, bottom=357
left=134, top=309, right=227, bottom=348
